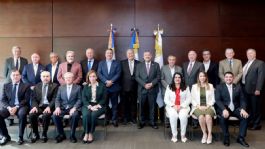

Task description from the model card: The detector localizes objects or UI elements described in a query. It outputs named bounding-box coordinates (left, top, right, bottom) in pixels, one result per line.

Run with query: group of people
left=0, top=46, right=264, bottom=148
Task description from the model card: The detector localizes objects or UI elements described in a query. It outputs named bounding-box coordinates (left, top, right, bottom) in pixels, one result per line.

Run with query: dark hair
left=11, top=69, right=20, bottom=74
left=224, top=71, right=234, bottom=77
left=169, top=72, right=186, bottom=91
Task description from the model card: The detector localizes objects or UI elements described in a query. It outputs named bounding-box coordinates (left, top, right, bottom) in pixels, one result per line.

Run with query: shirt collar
left=203, top=60, right=211, bottom=64
left=88, top=59, right=94, bottom=62
left=52, top=61, right=58, bottom=67
left=88, top=82, right=99, bottom=86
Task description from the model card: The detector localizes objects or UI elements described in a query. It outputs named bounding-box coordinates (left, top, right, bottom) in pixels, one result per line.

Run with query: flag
left=154, top=26, right=164, bottom=108
left=108, top=27, right=116, bottom=60
left=130, top=29, right=140, bottom=60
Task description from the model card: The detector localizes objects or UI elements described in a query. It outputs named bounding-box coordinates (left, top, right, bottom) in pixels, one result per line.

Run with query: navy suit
left=22, top=63, right=45, bottom=86
left=45, top=63, right=60, bottom=84
left=97, top=59, right=121, bottom=121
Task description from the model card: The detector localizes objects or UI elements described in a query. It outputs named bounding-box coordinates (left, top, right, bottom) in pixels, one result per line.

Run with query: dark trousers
left=106, top=91, right=119, bottom=121
left=139, top=92, right=157, bottom=125
left=52, top=109, right=80, bottom=137
left=218, top=108, right=248, bottom=139
left=82, top=107, right=105, bottom=133
left=120, top=90, right=137, bottom=122
left=29, top=105, right=52, bottom=136
left=246, top=93, right=261, bottom=127
left=0, top=106, right=28, bottom=139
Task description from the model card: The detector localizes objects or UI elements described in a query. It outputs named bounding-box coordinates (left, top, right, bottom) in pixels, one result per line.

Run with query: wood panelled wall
left=1, top=0, right=265, bottom=115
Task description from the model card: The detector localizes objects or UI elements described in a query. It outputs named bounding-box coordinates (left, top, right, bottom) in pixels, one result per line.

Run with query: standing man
left=202, top=50, right=220, bottom=88
left=57, top=50, right=82, bottom=85
left=29, top=71, right=59, bottom=143
left=215, top=72, right=249, bottom=147
left=219, top=48, right=243, bottom=84
left=97, top=49, right=121, bottom=127
left=120, top=49, right=139, bottom=124
left=182, top=50, right=204, bottom=89
left=135, top=51, right=161, bottom=129
left=241, top=48, right=265, bottom=130
left=4, top=46, right=28, bottom=83
left=45, top=52, right=60, bottom=84
left=0, top=69, right=31, bottom=145
left=80, top=48, right=99, bottom=84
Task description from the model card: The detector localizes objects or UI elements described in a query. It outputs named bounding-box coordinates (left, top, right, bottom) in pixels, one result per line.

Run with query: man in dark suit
left=22, top=53, right=45, bottom=89
left=52, top=72, right=82, bottom=143
left=45, top=52, right=60, bottom=84
left=241, top=49, right=265, bottom=130
left=0, top=69, right=31, bottom=145
left=29, top=71, right=59, bottom=143
left=182, top=50, right=204, bottom=89
left=97, top=49, right=121, bottom=127
left=80, top=48, right=99, bottom=84
left=4, top=46, right=28, bottom=83
left=120, top=49, right=139, bottom=124
left=202, top=50, right=220, bottom=88
left=215, top=72, right=249, bottom=147
left=135, top=51, right=161, bottom=129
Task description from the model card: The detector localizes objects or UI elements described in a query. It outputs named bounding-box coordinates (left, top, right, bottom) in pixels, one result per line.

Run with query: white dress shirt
left=226, top=84, right=234, bottom=111
left=203, top=60, right=210, bottom=72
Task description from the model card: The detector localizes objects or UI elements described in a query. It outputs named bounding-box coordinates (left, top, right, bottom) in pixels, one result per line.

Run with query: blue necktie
left=87, top=61, right=92, bottom=71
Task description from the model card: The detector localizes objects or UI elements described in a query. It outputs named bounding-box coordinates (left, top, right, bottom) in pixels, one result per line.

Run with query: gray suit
left=219, top=58, right=243, bottom=84
left=161, top=64, right=182, bottom=97
left=4, top=57, right=28, bottom=83
left=182, top=61, right=204, bottom=89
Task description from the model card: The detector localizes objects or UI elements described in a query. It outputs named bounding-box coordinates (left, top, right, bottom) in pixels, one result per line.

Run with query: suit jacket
left=0, top=82, right=30, bottom=108
left=97, top=59, right=121, bottom=92
left=82, top=83, right=106, bottom=108
left=4, top=57, right=28, bottom=83
left=135, top=61, right=161, bottom=95
left=215, top=83, right=246, bottom=114
left=57, top=62, right=83, bottom=85
left=182, top=61, right=204, bottom=89
left=204, top=61, right=220, bottom=88
left=22, top=63, right=45, bottom=86
left=219, top=58, right=243, bottom=84
left=80, top=59, right=99, bottom=83
left=243, top=59, right=265, bottom=94
left=161, top=64, right=182, bottom=96
left=190, top=84, right=216, bottom=115
left=31, top=82, right=59, bottom=109
left=55, top=84, right=82, bottom=111
left=120, top=59, right=140, bottom=92
left=45, top=62, right=60, bottom=84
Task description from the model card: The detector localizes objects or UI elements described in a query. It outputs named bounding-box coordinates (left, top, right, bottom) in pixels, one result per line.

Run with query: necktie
left=242, top=61, right=250, bottom=84
left=15, top=59, right=19, bottom=70
left=11, top=84, right=18, bottom=106
left=175, top=88, right=180, bottom=106
left=146, top=63, right=150, bottom=75
left=187, top=63, right=193, bottom=75
left=229, top=60, right=233, bottom=70
left=87, top=61, right=92, bottom=71
left=41, top=84, right=47, bottom=105
left=228, top=85, right=234, bottom=111
left=129, top=61, right=133, bottom=75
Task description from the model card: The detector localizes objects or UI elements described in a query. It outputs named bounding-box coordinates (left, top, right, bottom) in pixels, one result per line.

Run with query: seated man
left=29, top=71, right=59, bottom=143
left=52, top=72, right=82, bottom=143
left=215, top=71, right=249, bottom=147
left=0, top=69, right=31, bottom=145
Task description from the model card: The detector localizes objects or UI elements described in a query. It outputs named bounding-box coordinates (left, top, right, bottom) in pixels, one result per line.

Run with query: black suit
left=0, top=82, right=30, bottom=139
left=182, top=61, right=204, bottom=89
left=29, top=82, right=59, bottom=136
left=4, top=57, right=28, bottom=83
left=120, top=59, right=139, bottom=122
left=241, top=59, right=265, bottom=127
left=45, top=63, right=60, bottom=84
left=135, top=61, right=161, bottom=125
left=215, top=83, right=248, bottom=139
left=80, top=59, right=99, bottom=83
left=204, top=61, right=220, bottom=88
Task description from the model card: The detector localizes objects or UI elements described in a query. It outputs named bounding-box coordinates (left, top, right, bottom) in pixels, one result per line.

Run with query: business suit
left=215, top=83, right=248, bottom=139
left=135, top=61, right=161, bottom=126
left=82, top=83, right=106, bottom=133
left=80, top=59, right=99, bottom=83
left=29, top=82, right=59, bottom=138
left=0, top=82, right=30, bottom=141
left=241, top=59, right=265, bottom=128
left=182, top=61, right=204, bottom=89
left=45, top=63, right=60, bottom=84
left=219, top=58, right=243, bottom=84
left=97, top=59, right=121, bottom=122
left=3, top=57, right=28, bottom=83
left=57, top=62, right=83, bottom=85
left=52, top=84, right=82, bottom=138
left=22, top=63, right=45, bottom=86
left=204, top=61, right=220, bottom=88
left=120, top=59, right=139, bottom=123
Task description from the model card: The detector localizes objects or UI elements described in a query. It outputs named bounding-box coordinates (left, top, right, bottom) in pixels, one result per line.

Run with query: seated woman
left=164, top=72, right=191, bottom=143
left=190, top=71, right=216, bottom=144
left=82, top=70, right=106, bottom=143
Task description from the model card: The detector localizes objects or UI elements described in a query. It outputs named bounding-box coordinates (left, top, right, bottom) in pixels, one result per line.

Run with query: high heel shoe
left=206, top=135, right=212, bottom=144
left=201, top=134, right=207, bottom=144
left=83, top=140, right=88, bottom=144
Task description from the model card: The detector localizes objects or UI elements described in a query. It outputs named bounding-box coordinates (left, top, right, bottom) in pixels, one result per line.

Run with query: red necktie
left=175, top=88, right=180, bottom=106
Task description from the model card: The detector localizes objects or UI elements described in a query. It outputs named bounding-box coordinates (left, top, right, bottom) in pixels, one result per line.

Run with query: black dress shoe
left=0, top=136, right=11, bottom=145
left=17, top=138, right=24, bottom=145
left=82, top=140, right=88, bottom=144
left=112, top=121, right=118, bottom=127
left=31, top=134, right=40, bottom=143
left=55, top=135, right=66, bottom=143
left=237, top=138, right=249, bottom=147
left=151, top=124, right=158, bottom=129
left=249, top=125, right=262, bottom=130
left=223, top=138, right=230, bottom=146
left=41, top=135, right=48, bottom=143
left=70, top=136, right=77, bottom=143
left=138, top=123, right=144, bottom=129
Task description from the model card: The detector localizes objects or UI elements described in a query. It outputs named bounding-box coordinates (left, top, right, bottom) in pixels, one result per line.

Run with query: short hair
left=10, top=69, right=20, bottom=74
left=50, top=52, right=58, bottom=57
left=225, top=48, right=234, bottom=53
left=143, top=50, right=152, bottom=54
left=31, top=53, right=40, bottom=58
left=188, top=50, right=197, bottom=55
left=41, top=71, right=51, bottom=77
left=202, top=49, right=211, bottom=54
left=86, top=48, right=94, bottom=52
left=167, top=55, right=176, bottom=59
left=105, top=48, right=113, bottom=53
left=126, top=49, right=134, bottom=53
left=66, top=50, right=75, bottom=56
left=247, top=48, right=256, bottom=53
left=11, top=46, right=21, bottom=52
left=63, top=72, right=74, bottom=78
left=224, top=71, right=234, bottom=76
